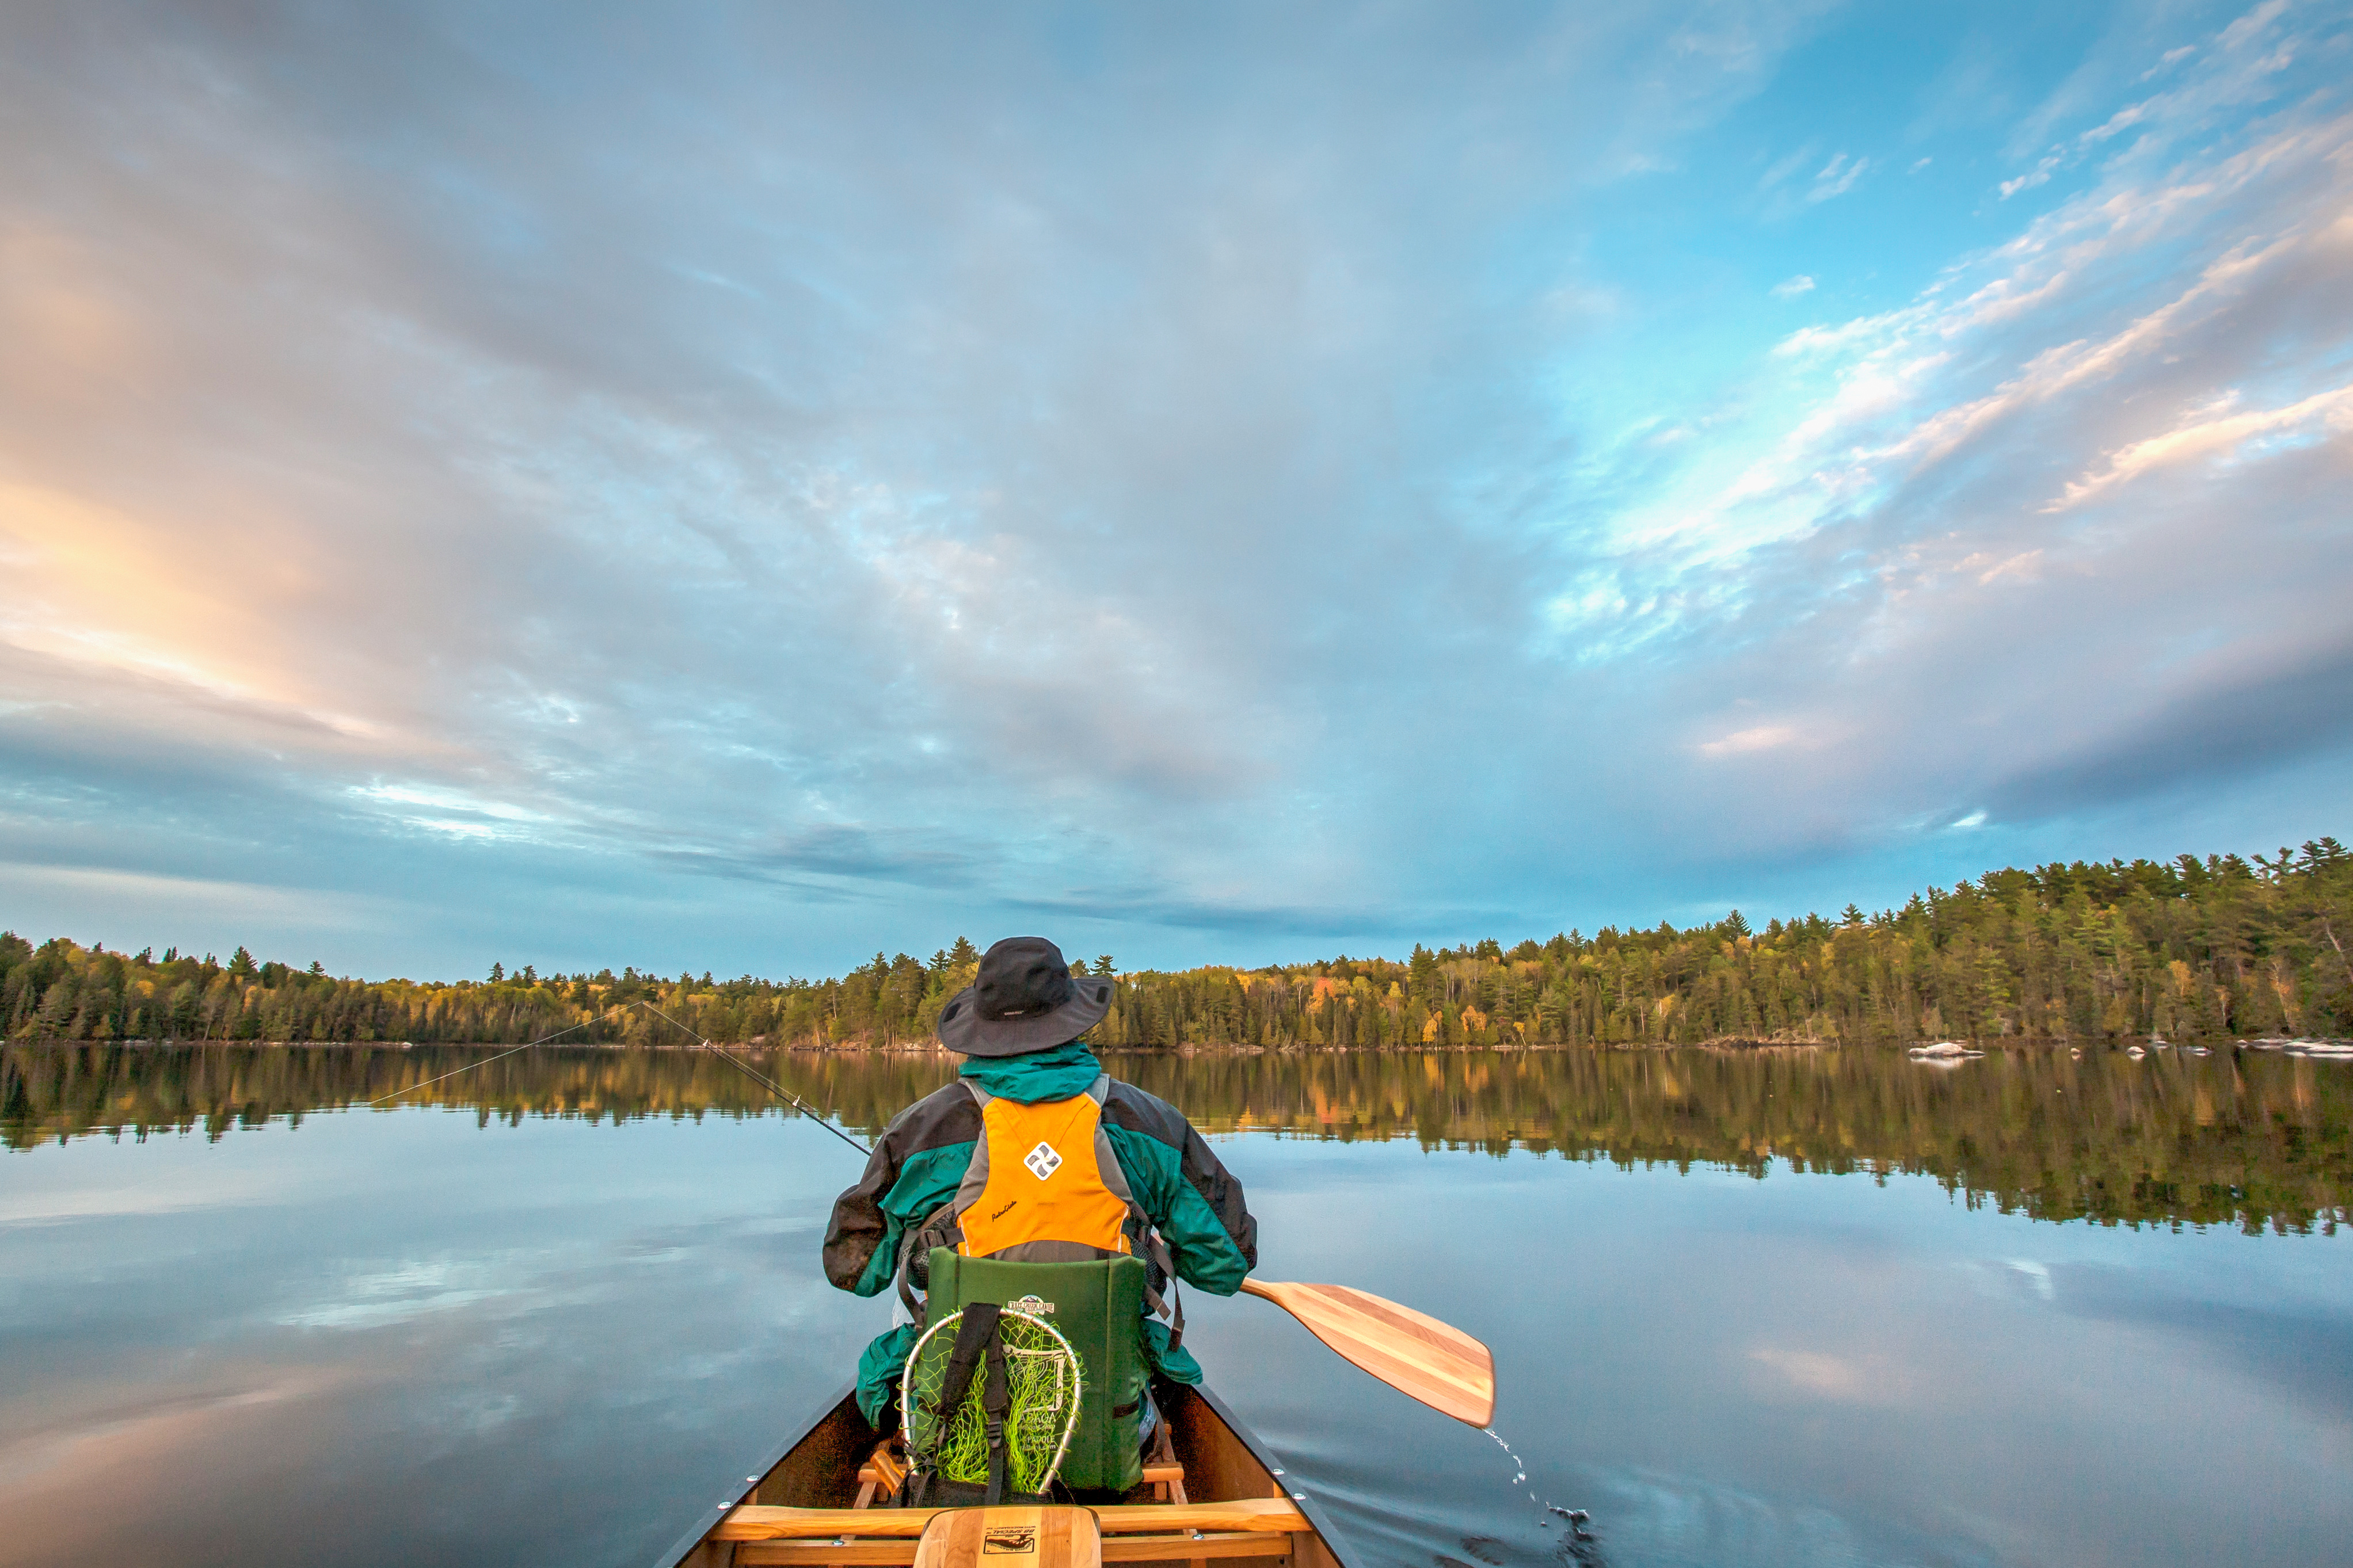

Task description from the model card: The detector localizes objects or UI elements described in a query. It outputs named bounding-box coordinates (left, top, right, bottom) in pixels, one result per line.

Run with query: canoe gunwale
left=651, top=1381, right=863, bottom=1568
left=1181, top=1382, right=1350, bottom=1565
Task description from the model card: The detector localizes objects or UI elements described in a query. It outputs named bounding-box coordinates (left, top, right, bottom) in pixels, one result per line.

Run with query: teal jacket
left=822, top=1041, right=1258, bottom=1422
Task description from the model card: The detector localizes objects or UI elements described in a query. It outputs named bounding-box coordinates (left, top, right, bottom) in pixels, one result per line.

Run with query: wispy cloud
left=2047, top=383, right=2353, bottom=510
left=1807, top=153, right=1869, bottom=203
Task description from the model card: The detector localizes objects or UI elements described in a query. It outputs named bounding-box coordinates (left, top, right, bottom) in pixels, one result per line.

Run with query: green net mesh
left=902, top=1309, right=1083, bottom=1495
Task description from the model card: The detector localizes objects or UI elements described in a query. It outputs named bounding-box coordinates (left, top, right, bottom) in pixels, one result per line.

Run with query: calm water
left=2, top=1043, right=2347, bottom=1568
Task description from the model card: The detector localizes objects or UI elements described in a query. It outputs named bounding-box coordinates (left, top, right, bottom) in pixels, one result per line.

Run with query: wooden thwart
left=1238, top=1279, right=1495, bottom=1427
left=717, top=1498, right=1309, bottom=1542
left=730, top=1532, right=1299, bottom=1567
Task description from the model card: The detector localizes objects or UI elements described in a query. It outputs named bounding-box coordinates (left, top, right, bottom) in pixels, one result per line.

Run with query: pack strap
left=895, top=1198, right=959, bottom=1319
left=1139, top=1223, right=1185, bottom=1352
left=930, top=1303, right=1014, bottom=1504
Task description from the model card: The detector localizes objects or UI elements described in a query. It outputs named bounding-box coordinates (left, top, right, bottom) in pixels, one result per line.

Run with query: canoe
left=657, top=1382, right=1350, bottom=1568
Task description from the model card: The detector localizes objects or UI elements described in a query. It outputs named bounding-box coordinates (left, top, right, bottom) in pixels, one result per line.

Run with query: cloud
left=1986, top=642, right=2353, bottom=819
left=1749, top=1345, right=1912, bottom=1403
left=1998, top=0, right=2301, bottom=200
left=0, top=0, right=2345, bottom=974
left=1523, top=6, right=2353, bottom=879
left=1807, top=152, right=1869, bottom=203
left=0, top=863, right=383, bottom=935
left=1699, top=725, right=1798, bottom=758
left=2046, top=382, right=2353, bottom=509
left=2000, top=156, right=2061, bottom=199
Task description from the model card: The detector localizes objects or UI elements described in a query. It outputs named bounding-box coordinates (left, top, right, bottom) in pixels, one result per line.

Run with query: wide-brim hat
left=936, top=936, right=1111, bottom=1057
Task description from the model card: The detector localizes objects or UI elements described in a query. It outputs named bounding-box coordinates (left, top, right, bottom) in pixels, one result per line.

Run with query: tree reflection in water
left=5, top=1041, right=2344, bottom=1233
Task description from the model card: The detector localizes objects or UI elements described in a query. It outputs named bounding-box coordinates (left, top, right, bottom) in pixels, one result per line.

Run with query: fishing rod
left=630, top=998, right=874, bottom=1155
left=364, top=1004, right=635, bottom=1107
left=364, top=997, right=874, bottom=1155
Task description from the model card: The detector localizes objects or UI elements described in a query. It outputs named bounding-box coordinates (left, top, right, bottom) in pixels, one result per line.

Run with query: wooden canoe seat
left=714, top=1497, right=1310, bottom=1566
left=853, top=1440, right=909, bottom=1509
left=854, top=1436, right=1186, bottom=1510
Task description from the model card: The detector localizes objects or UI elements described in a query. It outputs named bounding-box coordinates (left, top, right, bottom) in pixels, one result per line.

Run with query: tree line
left=4, top=837, right=2348, bottom=1047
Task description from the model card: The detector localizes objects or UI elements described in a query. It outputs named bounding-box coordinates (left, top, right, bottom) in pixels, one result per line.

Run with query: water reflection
left=8, top=1042, right=2345, bottom=1231
left=2, top=1043, right=2348, bottom=1568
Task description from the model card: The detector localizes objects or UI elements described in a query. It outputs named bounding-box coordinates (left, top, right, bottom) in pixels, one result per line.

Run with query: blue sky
left=2, top=0, right=2348, bottom=980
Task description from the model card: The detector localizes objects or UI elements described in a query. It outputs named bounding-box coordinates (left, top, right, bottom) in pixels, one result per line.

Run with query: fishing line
left=630, top=998, right=874, bottom=1155
left=363, top=1005, right=635, bottom=1107
left=361, top=998, right=876, bottom=1156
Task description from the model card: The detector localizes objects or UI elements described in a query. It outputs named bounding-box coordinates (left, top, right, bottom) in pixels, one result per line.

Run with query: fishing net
left=901, top=1307, right=1082, bottom=1495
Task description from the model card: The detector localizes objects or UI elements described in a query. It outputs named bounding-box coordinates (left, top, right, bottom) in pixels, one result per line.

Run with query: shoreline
left=11, top=1035, right=2344, bottom=1054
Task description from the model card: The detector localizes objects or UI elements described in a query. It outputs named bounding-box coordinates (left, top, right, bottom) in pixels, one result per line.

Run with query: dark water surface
left=2, top=1043, right=2347, bottom=1568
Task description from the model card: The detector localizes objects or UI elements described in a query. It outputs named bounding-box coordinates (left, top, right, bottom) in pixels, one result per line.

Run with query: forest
left=3, top=838, right=2348, bottom=1048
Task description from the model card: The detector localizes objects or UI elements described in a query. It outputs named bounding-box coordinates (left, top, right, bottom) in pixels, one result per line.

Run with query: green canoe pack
left=922, top=1247, right=1151, bottom=1495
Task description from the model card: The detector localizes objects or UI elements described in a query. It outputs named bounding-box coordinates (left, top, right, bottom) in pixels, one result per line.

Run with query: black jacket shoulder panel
left=1099, top=1079, right=1192, bottom=1148
left=1102, top=1077, right=1257, bottom=1269
left=881, top=1079, right=984, bottom=1157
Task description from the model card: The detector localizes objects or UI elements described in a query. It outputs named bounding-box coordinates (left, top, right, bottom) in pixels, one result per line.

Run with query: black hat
left=935, top=936, right=1111, bottom=1057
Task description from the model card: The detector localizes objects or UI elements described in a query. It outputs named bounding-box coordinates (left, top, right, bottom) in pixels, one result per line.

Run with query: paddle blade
left=913, top=1507, right=1101, bottom=1568
left=1240, top=1278, right=1496, bottom=1426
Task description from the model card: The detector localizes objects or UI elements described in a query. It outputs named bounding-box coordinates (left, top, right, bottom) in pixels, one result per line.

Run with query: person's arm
left=1104, top=1085, right=1257, bottom=1295
left=822, top=1136, right=905, bottom=1296
left=822, top=1085, right=983, bottom=1297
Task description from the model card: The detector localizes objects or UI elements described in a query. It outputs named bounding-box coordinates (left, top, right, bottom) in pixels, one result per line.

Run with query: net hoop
left=900, top=1305, right=1083, bottom=1491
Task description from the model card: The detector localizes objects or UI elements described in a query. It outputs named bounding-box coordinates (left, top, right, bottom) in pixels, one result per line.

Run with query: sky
left=2, top=0, right=2349, bottom=981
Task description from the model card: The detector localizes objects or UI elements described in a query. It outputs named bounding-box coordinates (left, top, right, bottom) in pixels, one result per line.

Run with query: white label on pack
left=1023, top=1140, right=1063, bottom=1180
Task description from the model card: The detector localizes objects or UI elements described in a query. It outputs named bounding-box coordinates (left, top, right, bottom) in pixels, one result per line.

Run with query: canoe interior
left=665, top=1384, right=1346, bottom=1568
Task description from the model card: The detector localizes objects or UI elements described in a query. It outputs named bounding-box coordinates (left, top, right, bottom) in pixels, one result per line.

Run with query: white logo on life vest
left=1023, top=1140, right=1062, bottom=1180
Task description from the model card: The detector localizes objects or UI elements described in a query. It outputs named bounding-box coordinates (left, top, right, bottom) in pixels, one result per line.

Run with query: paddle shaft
left=1238, top=1277, right=1497, bottom=1427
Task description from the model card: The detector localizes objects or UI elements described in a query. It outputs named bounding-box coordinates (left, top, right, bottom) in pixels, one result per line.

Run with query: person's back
left=822, top=937, right=1257, bottom=1498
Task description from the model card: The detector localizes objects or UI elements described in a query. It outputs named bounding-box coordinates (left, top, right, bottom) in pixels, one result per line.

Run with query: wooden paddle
left=1239, top=1278, right=1496, bottom=1426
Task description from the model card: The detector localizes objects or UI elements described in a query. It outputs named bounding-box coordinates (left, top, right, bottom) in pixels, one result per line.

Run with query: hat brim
left=935, top=976, right=1113, bottom=1056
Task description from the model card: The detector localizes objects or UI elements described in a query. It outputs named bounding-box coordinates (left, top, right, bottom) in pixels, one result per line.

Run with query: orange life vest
left=951, top=1075, right=1137, bottom=1262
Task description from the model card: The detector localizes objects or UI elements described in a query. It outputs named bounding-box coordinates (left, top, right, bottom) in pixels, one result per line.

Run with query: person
left=822, top=936, right=1256, bottom=1497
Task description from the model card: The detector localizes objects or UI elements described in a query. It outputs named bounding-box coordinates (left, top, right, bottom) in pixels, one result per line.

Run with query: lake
left=2, top=1041, right=2347, bottom=1568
